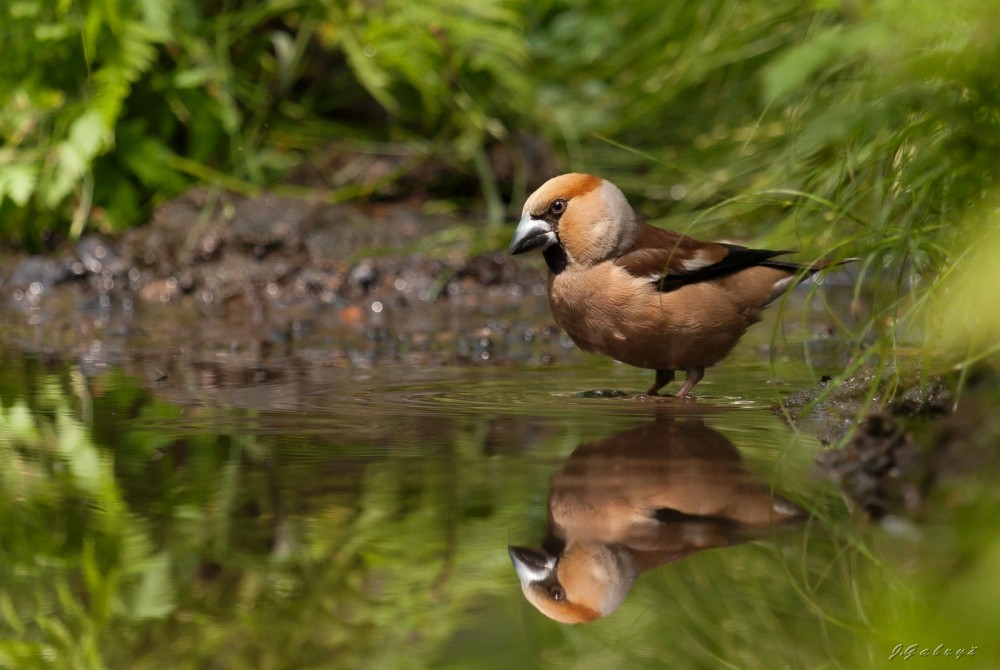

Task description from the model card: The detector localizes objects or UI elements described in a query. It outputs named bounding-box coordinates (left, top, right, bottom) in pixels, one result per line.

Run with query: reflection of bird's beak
left=508, top=215, right=556, bottom=255
left=508, top=545, right=555, bottom=584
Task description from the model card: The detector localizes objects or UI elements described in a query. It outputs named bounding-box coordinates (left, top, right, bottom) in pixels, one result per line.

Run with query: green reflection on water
left=0, top=353, right=996, bottom=669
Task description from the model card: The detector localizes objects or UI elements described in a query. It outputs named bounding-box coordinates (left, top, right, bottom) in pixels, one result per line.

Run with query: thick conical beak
left=508, top=545, right=555, bottom=584
left=508, top=215, right=556, bottom=255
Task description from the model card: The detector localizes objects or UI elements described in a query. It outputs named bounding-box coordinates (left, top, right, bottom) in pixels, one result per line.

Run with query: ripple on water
left=289, top=365, right=780, bottom=425
left=131, top=355, right=805, bottom=449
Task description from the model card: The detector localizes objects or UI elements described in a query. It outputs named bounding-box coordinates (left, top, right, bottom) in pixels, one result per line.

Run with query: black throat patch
left=543, top=244, right=568, bottom=275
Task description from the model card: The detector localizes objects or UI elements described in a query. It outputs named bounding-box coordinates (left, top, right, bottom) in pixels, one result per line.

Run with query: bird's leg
left=646, top=369, right=675, bottom=396
left=675, top=367, right=705, bottom=398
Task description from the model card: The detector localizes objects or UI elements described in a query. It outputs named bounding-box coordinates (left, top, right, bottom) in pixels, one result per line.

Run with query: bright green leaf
left=0, top=162, right=40, bottom=206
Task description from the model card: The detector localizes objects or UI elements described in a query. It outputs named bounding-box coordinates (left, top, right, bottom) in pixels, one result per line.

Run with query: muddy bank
left=782, top=366, right=1000, bottom=522
left=814, top=397, right=999, bottom=522
left=779, top=365, right=953, bottom=446
left=0, top=189, right=572, bottom=373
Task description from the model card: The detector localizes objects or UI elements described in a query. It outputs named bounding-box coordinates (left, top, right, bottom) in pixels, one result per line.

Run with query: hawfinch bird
left=508, top=173, right=846, bottom=397
left=509, top=414, right=805, bottom=623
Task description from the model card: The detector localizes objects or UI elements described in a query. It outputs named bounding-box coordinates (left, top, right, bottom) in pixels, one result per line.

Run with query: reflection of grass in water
left=0, top=375, right=176, bottom=669
left=2, top=350, right=999, bottom=668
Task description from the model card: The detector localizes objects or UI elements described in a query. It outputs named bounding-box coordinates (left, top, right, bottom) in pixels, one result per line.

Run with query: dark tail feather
left=759, top=256, right=857, bottom=305
left=760, top=257, right=857, bottom=275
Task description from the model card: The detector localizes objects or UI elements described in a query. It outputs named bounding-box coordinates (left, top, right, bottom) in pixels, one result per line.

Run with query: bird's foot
left=675, top=367, right=705, bottom=398
left=645, top=369, right=676, bottom=396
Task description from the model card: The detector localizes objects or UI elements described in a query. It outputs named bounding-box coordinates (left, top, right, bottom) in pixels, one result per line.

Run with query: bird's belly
left=549, top=278, right=749, bottom=370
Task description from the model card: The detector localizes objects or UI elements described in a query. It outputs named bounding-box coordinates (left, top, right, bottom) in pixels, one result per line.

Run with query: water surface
left=0, top=337, right=996, bottom=669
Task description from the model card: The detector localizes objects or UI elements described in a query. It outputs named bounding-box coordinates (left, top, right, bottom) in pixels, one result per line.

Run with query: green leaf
left=174, top=67, right=210, bottom=89
left=44, top=110, right=109, bottom=206
left=137, top=0, right=174, bottom=39
left=123, top=552, right=176, bottom=621
left=34, top=23, right=73, bottom=41
left=120, top=137, right=186, bottom=191
left=0, top=162, right=39, bottom=206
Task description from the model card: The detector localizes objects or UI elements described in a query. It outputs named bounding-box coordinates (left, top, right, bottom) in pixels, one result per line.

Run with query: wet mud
left=0, top=188, right=568, bottom=374
left=784, top=367, right=1000, bottom=521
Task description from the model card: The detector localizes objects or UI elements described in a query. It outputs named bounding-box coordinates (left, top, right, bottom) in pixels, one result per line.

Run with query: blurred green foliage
left=929, top=199, right=1000, bottom=370
left=0, top=0, right=536, bottom=245
left=3, top=1, right=998, bottom=250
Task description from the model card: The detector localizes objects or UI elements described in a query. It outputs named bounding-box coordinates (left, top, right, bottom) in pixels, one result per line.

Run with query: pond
left=0, top=294, right=997, bottom=669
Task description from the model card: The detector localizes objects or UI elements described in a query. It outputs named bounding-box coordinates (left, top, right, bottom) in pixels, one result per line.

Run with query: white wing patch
left=681, top=251, right=715, bottom=271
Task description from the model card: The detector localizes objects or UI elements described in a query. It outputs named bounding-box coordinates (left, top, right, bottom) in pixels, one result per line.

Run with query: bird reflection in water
left=509, top=413, right=806, bottom=623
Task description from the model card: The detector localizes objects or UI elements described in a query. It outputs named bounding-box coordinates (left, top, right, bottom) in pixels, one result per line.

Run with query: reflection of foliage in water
left=0, top=373, right=174, bottom=668
left=1, top=355, right=999, bottom=668
left=0, top=358, right=550, bottom=668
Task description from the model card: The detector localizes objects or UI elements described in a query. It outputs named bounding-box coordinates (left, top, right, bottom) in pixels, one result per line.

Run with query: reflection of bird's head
left=508, top=541, right=637, bottom=624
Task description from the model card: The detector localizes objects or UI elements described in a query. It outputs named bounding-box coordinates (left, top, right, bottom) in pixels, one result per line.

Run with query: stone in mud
left=75, top=235, right=127, bottom=276
left=9, top=256, right=68, bottom=290
left=226, top=194, right=316, bottom=257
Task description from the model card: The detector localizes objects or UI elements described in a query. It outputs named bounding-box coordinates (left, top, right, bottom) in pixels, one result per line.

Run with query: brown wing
left=614, top=222, right=795, bottom=292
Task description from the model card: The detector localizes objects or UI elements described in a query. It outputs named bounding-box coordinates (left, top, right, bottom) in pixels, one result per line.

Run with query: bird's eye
left=548, top=199, right=567, bottom=216
left=549, top=585, right=565, bottom=602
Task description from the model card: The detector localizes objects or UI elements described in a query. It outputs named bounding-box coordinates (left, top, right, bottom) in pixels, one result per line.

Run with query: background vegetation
left=4, top=0, right=999, bottom=370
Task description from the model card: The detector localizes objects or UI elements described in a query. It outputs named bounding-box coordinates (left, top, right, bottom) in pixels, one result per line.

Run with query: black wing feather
left=651, top=244, right=795, bottom=292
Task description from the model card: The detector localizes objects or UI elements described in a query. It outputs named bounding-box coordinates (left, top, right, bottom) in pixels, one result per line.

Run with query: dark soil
left=781, top=366, right=1000, bottom=521
left=780, top=365, right=953, bottom=445
left=0, top=188, right=569, bottom=373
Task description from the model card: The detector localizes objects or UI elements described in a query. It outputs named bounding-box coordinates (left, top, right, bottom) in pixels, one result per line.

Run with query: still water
left=0, top=339, right=996, bottom=669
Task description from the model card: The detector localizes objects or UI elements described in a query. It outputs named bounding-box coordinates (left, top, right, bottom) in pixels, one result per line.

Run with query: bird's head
left=508, top=173, right=639, bottom=267
left=508, top=541, right=637, bottom=623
